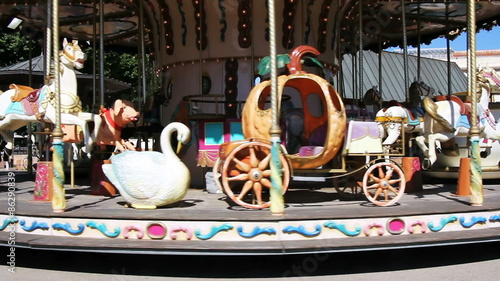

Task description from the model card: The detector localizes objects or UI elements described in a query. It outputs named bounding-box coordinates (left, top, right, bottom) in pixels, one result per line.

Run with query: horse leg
left=0, top=128, right=14, bottom=169
left=78, top=112, right=101, bottom=150
left=381, top=122, right=402, bottom=145
left=377, top=122, right=386, bottom=140
left=61, top=113, right=94, bottom=152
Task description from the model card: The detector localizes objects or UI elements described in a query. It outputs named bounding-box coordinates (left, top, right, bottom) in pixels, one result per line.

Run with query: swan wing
left=108, top=151, right=168, bottom=199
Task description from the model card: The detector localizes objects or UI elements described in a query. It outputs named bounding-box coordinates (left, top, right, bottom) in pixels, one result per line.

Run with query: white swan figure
left=102, top=122, right=191, bottom=209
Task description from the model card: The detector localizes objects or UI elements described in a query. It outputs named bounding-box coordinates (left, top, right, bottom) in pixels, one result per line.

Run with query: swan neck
left=160, top=124, right=178, bottom=159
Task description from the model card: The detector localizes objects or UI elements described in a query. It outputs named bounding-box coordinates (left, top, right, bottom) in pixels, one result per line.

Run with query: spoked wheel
left=221, top=140, right=290, bottom=209
left=362, top=161, right=405, bottom=206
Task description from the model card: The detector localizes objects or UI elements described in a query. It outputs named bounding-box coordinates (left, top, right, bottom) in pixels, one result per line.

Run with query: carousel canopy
left=0, top=1, right=499, bottom=69
left=339, top=50, right=467, bottom=101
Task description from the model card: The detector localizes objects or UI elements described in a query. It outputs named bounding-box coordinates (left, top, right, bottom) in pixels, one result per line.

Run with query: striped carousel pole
left=267, top=0, right=284, bottom=215
left=467, top=0, right=483, bottom=206
left=51, top=0, right=66, bottom=212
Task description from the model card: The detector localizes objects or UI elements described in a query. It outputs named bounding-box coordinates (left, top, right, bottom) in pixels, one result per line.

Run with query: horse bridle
left=60, top=43, right=81, bottom=63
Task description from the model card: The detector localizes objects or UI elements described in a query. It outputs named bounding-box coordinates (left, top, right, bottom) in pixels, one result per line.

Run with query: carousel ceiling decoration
left=318, top=0, right=333, bottom=53
left=225, top=58, right=238, bottom=117
left=282, top=0, right=297, bottom=49
left=238, top=0, right=252, bottom=48
left=218, top=0, right=227, bottom=42
left=176, top=0, right=187, bottom=46
left=304, top=0, right=314, bottom=45
left=193, top=0, right=208, bottom=50
left=157, top=0, right=174, bottom=55
left=1, top=0, right=500, bottom=65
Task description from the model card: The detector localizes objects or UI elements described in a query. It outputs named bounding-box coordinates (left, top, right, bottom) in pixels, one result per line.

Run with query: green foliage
left=0, top=32, right=41, bottom=67
left=81, top=47, right=138, bottom=85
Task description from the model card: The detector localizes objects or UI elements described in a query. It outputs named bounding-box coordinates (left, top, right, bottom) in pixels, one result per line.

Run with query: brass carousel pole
left=417, top=2, right=421, bottom=81
left=268, top=0, right=284, bottom=215
left=358, top=0, right=363, bottom=104
left=401, top=0, right=409, bottom=103
left=27, top=6, right=33, bottom=175
left=51, top=0, right=66, bottom=212
left=99, top=0, right=105, bottom=109
left=138, top=0, right=147, bottom=112
left=44, top=0, right=52, bottom=162
left=467, top=0, right=483, bottom=206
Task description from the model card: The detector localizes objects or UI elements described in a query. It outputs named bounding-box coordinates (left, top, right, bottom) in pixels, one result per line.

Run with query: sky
left=420, top=26, right=500, bottom=51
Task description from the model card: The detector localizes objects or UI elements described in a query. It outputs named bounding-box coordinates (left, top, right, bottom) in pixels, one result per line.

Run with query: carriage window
left=257, top=89, right=271, bottom=110
left=306, top=93, right=324, bottom=117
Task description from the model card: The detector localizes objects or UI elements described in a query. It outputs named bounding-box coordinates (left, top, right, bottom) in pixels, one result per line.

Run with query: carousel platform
left=1, top=170, right=500, bottom=256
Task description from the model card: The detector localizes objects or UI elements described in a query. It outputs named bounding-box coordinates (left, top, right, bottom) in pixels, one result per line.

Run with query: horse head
left=478, top=67, right=500, bottom=94
left=409, top=81, right=435, bottom=107
left=59, top=38, right=86, bottom=70
left=363, top=86, right=381, bottom=106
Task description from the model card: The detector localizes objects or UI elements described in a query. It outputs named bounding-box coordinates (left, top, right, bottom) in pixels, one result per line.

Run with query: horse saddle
left=8, top=84, right=44, bottom=120
left=434, top=95, right=469, bottom=115
left=9, top=84, right=36, bottom=102
left=383, top=100, right=423, bottom=125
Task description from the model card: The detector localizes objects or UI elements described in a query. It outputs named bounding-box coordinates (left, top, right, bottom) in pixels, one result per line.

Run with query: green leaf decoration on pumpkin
left=258, top=54, right=291, bottom=75
left=258, top=56, right=271, bottom=75
left=303, top=57, right=324, bottom=70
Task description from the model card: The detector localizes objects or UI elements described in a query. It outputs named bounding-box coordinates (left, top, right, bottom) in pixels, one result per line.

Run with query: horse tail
left=422, top=97, right=455, bottom=133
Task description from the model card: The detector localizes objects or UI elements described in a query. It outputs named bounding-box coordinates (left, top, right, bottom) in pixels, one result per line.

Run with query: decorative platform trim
left=364, top=223, right=384, bottom=236
left=237, top=225, right=276, bottom=238
left=52, top=222, right=85, bottom=235
left=428, top=215, right=458, bottom=232
left=20, top=220, right=49, bottom=232
left=0, top=217, right=18, bottom=231
left=386, top=218, right=405, bottom=235
left=170, top=226, right=193, bottom=240
left=324, top=221, right=361, bottom=237
left=459, top=216, right=487, bottom=228
left=86, top=221, right=121, bottom=238
left=2, top=211, right=500, bottom=242
left=408, top=220, right=427, bottom=234
left=195, top=223, right=233, bottom=240
left=283, top=225, right=321, bottom=237
left=123, top=225, right=144, bottom=239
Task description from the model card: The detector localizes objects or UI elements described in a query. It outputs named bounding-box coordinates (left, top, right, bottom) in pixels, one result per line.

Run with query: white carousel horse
left=0, top=39, right=98, bottom=154
left=415, top=67, right=500, bottom=168
left=375, top=80, right=436, bottom=145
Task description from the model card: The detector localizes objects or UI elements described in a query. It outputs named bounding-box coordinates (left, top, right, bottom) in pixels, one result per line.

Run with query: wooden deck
left=1, top=170, right=500, bottom=255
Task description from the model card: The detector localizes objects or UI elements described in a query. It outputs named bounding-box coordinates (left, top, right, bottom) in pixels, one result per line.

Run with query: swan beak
left=176, top=141, right=184, bottom=154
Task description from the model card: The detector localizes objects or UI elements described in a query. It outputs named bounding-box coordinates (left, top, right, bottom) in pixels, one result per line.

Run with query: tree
left=0, top=32, right=41, bottom=67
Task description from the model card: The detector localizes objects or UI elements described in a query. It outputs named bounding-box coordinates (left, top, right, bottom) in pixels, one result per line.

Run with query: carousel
left=1, top=0, right=500, bottom=255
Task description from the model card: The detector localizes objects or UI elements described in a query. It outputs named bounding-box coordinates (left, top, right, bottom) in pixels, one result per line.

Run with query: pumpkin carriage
left=213, top=46, right=406, bottom=209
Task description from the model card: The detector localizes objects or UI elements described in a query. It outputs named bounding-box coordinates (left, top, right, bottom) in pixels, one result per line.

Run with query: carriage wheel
left=362, top=161, right=405, bottom=206
left=221, top=141, right=290, bottom=209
